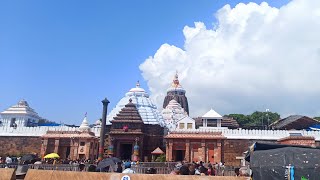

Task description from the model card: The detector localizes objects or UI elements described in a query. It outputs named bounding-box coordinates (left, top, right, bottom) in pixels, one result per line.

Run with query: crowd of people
left=1, top=155, right=249, bottom=177
left=169, top=161, right=226, bottom=176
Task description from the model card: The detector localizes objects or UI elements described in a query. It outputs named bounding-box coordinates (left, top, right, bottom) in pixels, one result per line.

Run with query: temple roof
left=42, top=131, right=96, bottom=138
left=107, top=82, right=164, bottom=126
left=166, top=72, right=186, bottom=93
left=165, top=132, right=225, bottom=139
left=151, top=147, right=164, bottom=155
left=271, top=115, right=320, bottom=130
left=202, top=109, right=222, bottom=119
left=79, top=115, right=90, bottom=132
left=222, top=116, right=240, bottom=129
left=111, top=99, right=143, bottom=123
left=0, top=99, right=41, bottom=119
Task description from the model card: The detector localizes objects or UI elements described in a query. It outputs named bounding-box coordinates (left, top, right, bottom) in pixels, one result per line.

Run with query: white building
left=107, top=81, right=164, bottom=126
left=0, top=99, right=41, bottom=127
left=200, top=109, right=225, bottom=129
left=176, top=116, right=196, bottom=130
left=162, top=99, right=191, bottom=131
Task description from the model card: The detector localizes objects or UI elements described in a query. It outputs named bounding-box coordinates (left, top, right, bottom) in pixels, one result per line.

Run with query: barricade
left=0, top=168, right=15, bottom=180
left=25, top=169, right=249, bottom=180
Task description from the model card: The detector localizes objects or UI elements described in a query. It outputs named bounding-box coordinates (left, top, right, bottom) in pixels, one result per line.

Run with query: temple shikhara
left=0, top=99, right=41, bottom=127
left=106, top=98, right=163, bottom=161
left=0, top=72, right=320, bottom=166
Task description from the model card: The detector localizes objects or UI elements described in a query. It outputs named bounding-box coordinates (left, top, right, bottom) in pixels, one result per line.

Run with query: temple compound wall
left=0, top=136, right=41, bottom=156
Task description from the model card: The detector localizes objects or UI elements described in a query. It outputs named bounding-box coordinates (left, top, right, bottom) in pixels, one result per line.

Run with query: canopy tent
left=246, top=142, right=320, bottom=180
left=151, top=147, right=164, bottom=155
left=44, top=153, right=60, bottom=159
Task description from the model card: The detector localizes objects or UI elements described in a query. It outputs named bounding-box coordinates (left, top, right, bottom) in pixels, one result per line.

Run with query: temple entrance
left=175, top=150, right=184, bottom=161
left=66, top=147, right=70, bottom=159
left=120, top=143, right=133, bottom=160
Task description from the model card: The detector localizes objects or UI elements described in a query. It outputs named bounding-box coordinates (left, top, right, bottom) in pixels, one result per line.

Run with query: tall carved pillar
left=168, top=140, right=173, bottom=161
left=201, top=140, right=206, bottom=162
left=41, top=139, right=48, bottom=158
left=69, top=139, right=75, bottom=160
left=99, top=98, right=110, bottom=161
left=214, top=140, right=222, bottom=163
left=86, top=141, right=91, bottom=160
left=165, top=141, right=169, bottom=162
left=54, top=139, right=60, bottom=153
left=185, top=140, right=190, bottom=162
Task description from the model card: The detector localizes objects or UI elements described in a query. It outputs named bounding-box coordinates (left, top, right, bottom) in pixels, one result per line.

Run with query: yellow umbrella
left=44, top=153, right=60, bottom=159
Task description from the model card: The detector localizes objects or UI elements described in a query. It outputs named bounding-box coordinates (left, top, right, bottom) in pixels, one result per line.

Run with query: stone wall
left=223, top=139, right=277, bottom=166
left=0, top=136, right=41, bottom=156
left=223, top=139, right=250, bottom=166
left=25, top=170, right=249, bottom=180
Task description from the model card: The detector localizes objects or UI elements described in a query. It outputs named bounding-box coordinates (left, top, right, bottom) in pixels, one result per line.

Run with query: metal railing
left=0, top=163, right=237, bottom=176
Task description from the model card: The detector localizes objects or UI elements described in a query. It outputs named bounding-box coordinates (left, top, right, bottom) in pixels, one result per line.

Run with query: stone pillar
left=214, top=140, right=222, bottom=163
left=185, top=140, right=190, bottom=162
left=41, top=139, right=48, bottom=158
left=86, top=141, right=91, bottom=160
left=99, top=98, right=110, bottom=161
left=165, top=141, right=169, bottom=162
left=201, top=140, right=206, bottom=162
left=168, top=140, right=173, bottom=161
left=54, top=139, right=60, bottom=153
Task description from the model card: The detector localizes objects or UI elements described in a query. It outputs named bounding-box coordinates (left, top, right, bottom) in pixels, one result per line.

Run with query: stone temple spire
left=172, top=71, right=180, bottom=88
left=163, top=72, right=189, bottom=115
left=79, top=113, right=90, bottom=132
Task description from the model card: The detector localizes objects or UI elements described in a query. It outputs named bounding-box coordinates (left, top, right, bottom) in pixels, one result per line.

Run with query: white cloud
left=140, top=0, right=320, bottom=118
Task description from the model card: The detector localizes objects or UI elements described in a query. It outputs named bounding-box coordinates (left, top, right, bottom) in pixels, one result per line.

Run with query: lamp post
left=266, top=109, right=270, bottom=130
left=98, top=98, right=110, bottom=161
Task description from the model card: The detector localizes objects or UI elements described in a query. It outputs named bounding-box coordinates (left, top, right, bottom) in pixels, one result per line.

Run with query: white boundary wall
left=0, top=126, right=101, bottom=137
left=174, top=128, right=320, bottom=141
left=1, top=126, right=320, bottom=141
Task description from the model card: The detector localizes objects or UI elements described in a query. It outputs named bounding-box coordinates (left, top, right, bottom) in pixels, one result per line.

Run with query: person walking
left=115, top=162, right=123, bottom=173
left=122, top=162, right=135, bottom=173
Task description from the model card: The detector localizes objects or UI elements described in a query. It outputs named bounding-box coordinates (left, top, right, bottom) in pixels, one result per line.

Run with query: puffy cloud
left=140, top=0, right=320, bottom=118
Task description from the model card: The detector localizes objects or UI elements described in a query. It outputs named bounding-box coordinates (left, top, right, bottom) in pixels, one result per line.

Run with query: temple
left=162, top=99, right=189, bottom=131
left=40, top=115, right=99, bottom=160
left=163, top=72, right=189, bottom=115
left=107, top=81, right=164, bottom=126
left=104, top=83, right=164, bottom=161
left=1, top=76, right=320, bottom=166
left=0, top=99, right=41, bottom=127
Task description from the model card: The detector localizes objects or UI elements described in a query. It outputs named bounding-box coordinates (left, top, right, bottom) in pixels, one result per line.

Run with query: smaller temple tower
left=163, top=72, right=189, bottom=115
left=0, top=99, right=41, bottom=127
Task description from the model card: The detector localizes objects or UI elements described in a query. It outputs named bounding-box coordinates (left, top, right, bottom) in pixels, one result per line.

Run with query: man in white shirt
left=6, top=156, right=12, bottom=164
left=122, top=162, right=135, bottom=174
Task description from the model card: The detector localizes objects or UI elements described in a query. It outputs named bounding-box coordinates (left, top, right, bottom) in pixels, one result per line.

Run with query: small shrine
left=40, top=115, right=99, bottom=160
left=106, top=99, right=164, bottom=162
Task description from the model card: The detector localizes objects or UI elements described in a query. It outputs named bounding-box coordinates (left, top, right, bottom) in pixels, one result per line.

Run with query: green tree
left=314, top=117, right=320, bottom=121
left=226, top=111, right=280, bottom=128
left=155, top=154, right=166, bottom=162
left=227, top=114, right=250, bottom=127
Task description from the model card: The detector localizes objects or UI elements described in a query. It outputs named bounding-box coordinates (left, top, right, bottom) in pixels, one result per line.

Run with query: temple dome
left=18, top=99, right=29, bottom=107
left=163, top=72, right=189, bottom=115
left=95, top=119, right=102, bottom=125
left=166, top=73, right=186, bottom=93
left=162, top=99, right=188, bottom=131
left=107, top=82, right=164, bottom=126
left=79, top=116, right=90, bottom=132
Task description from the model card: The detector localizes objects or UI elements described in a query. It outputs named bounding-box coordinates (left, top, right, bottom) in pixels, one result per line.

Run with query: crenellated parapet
left=0, top=126, right=101, bottom=137
left=170, top=128, right=320, bottom=141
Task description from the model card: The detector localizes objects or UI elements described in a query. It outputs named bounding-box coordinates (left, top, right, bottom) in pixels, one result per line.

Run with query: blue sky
left=0, top=0, right=290, bottom=124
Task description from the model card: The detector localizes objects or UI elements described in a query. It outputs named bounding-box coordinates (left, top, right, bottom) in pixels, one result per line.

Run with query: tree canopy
left=226, top=111, right=280, bottom=129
